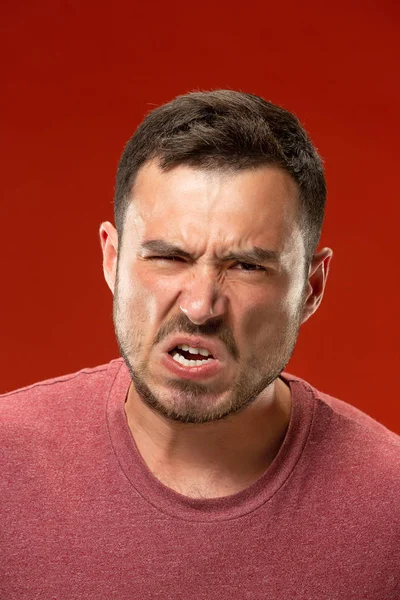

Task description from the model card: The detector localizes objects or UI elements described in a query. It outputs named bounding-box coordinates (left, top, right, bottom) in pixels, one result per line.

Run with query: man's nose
left=178, top=268, right=227, bottom=325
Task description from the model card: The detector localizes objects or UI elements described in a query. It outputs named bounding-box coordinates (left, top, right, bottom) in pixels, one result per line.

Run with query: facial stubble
left=113, top=273, right=305, bottom=425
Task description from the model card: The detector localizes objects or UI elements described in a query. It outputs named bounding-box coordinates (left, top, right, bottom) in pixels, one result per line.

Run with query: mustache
left=154, top=313, right=239, bottom=361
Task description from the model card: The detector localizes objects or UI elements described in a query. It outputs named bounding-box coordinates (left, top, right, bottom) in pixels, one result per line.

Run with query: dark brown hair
left=114, top=90, right=326, bottom=264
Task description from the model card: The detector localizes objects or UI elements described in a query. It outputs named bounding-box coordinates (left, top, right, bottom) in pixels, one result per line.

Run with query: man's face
left=110, top=161, right=312, bottom=424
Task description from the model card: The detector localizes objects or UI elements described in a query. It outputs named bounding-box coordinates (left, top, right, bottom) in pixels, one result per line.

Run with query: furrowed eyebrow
left=222, top=247, right=281, bottom=265
left=139, top=240, right=193, bottom=260
left=140, top=240, right=281, bottom=264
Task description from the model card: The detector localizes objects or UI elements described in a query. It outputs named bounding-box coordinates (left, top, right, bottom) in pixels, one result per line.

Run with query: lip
left=160, top=335, right=227, bottom=361
left=161, top=351, right=222, bottom=381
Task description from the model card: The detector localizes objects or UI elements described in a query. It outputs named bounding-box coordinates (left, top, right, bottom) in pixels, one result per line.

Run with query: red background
left=1, top=0, right=399, bottom=433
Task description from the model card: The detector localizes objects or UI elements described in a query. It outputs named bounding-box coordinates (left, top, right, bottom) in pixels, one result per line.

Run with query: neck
left=124, top=378, right=292, bottom=499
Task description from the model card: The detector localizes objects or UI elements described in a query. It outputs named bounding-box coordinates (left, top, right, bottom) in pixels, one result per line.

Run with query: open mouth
left=168, top=344, right=216, bottom=368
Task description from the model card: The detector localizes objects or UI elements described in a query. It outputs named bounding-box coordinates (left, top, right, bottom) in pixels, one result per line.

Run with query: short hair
left=114, top=90, right=326, bottom=264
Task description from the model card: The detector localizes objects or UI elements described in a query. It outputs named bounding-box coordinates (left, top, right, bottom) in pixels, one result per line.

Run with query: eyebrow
left=139, top=240, right=281, bottom=264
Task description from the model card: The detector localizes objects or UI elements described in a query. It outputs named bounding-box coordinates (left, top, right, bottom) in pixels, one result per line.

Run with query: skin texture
left=100, top=160, right=332, bottom=498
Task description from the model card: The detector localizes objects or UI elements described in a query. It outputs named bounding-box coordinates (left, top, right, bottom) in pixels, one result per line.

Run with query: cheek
left=237, top=281, right=301, bottom=341
left=116, top=266, right=151, bottom=326
left=239, top=300, right=278, bottom=342
left=121, top=264, right=179, bottom=325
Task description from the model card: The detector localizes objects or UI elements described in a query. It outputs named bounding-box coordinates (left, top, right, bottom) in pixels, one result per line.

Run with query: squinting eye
left=149, top=256, right=184, bottom=262
left=233, top=262, right=265, bottom=272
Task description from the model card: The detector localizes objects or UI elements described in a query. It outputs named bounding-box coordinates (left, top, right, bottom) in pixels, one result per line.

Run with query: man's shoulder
left=283, top=371, right=400, bottom=484
left=0, top=358, right=125, bottom=421
left=284, top=370, right=399, bottom=440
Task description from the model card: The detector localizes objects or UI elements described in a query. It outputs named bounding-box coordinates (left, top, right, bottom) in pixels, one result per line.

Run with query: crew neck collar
left=106, top=359, right=315, bottom=522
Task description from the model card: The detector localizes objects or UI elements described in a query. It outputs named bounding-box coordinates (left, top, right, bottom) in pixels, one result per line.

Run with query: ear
left=301, top=247, right=333, bottom=324
left=99, top=221, right=119, bottom=294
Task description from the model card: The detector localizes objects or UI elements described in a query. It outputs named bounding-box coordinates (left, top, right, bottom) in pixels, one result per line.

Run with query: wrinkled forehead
left=123, top=160, right=303, bottom=256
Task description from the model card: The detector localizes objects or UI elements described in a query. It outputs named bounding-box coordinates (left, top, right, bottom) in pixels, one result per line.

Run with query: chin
left=136, top=372, right=234, bottom=423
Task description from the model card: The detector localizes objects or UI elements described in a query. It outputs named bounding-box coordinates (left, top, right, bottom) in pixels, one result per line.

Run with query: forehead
left=124, top=160, right=302, bottom=256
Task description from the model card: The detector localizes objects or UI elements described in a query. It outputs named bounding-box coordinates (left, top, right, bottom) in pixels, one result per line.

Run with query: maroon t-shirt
left=1, top=359, right=399, bottom=599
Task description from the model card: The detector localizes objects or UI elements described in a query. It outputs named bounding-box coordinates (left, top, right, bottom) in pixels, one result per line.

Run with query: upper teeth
left=177, top=344, right=210, bottom=356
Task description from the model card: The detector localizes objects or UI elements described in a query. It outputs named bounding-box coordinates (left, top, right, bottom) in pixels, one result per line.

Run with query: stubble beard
left=113, top=282, right=304, bottom=425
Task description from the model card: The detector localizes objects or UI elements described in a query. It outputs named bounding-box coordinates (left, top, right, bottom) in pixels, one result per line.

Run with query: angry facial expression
left=109, top=161, right=311, bottom=423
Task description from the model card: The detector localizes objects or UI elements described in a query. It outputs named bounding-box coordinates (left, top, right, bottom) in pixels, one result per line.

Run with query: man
left=1, top=91, right=398, bottom=599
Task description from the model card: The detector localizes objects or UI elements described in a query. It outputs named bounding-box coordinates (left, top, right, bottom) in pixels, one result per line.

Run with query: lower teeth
left=172, top=352, right=213, bottom=367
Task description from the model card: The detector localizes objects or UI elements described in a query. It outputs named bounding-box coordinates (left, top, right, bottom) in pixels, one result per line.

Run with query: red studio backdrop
left=1, top=0, right=399, bottom=433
